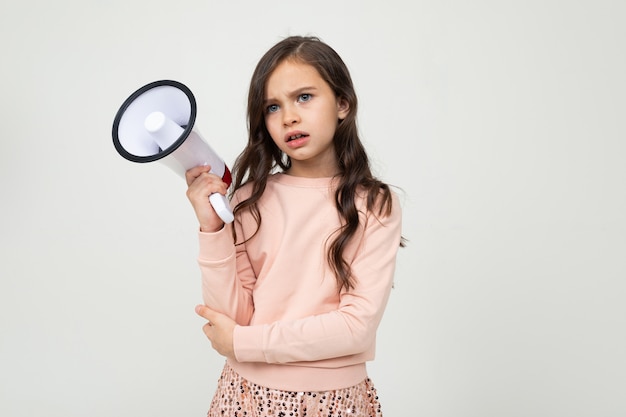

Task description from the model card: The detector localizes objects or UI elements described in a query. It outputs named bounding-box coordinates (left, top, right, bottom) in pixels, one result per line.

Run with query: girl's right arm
left=197, top=226, right=256, bottom=326
left=186, top=165, right=256, bottom=325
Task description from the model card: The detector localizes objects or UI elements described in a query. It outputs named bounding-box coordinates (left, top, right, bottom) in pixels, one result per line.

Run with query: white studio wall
left=1, top=1, right=625, bottom=416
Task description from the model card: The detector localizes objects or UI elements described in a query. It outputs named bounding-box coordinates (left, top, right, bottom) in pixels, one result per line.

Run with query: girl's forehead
left=265, top=60, right=326, bottom=92
left=271, top=60, right=320, bottom=80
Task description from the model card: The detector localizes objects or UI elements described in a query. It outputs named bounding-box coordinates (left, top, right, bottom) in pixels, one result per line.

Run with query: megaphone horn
left=112, top=80, right=234, bottom=223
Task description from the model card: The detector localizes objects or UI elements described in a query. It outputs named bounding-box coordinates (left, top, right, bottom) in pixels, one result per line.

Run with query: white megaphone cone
left=112, top=80, right=234, bottom=224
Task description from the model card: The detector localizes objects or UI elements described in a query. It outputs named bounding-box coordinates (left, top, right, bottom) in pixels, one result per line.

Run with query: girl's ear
left=337, top=98, right=350, bottom=120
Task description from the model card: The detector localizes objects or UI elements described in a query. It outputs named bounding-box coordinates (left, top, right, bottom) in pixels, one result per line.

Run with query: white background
left=1, top=1, right=625, bottom=416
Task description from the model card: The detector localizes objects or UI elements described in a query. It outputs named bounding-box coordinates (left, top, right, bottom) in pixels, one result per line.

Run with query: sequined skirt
left=208, top=362, right=383, bottom=416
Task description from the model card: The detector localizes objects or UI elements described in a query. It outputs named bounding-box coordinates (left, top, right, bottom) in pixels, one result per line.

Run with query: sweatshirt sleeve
left=198, top=220, right=256, bottom=326
left=233, top=192, right=402, bottom=364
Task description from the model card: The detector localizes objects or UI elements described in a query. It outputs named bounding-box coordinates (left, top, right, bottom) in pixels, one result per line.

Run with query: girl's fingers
left=187, top=174, right=228, bottom=200
left=195, top=304, right=217, bottom=321
left=185, top=164, right=213, bottom=186
left=186, top=169, right=229, bottom=232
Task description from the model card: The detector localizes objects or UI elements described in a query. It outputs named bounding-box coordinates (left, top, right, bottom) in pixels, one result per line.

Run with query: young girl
left=186, top=36, right=403, bottom=416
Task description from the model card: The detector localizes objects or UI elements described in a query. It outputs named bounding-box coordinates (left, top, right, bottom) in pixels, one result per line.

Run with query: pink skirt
left=208, top=362, right=384, bottom=416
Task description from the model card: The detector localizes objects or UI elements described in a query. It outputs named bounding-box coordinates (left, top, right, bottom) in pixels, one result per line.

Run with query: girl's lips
left=284, top=131, right=308, bottom=141
left=286, top=134, right=310, bottom=148
left=285, top=131, right=310, bottom=148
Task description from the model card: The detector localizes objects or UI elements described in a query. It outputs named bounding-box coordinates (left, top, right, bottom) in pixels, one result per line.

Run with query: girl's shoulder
left=230, top=180, right=254, bottom=206
left=356, top=181, right=400, bottom=202
left=230, top=173, right=289, bottom=205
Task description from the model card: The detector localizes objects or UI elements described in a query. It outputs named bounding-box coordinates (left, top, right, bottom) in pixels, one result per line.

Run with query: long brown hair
left=231, top=36, right=400, bottom=291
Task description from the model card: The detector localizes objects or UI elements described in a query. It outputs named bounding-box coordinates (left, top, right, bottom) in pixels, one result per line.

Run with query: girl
left=186, top=36, right=403, bottom=416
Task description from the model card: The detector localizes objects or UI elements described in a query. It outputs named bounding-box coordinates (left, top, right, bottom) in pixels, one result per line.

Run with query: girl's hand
left=195, top=305, right=236, bottom=359
left=185, top=165, right=229, bottom=233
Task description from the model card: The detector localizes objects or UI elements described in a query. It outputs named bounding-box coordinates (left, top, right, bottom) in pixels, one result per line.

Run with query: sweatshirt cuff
left=234, top=324, right=267, bottom=363
left=198, top=223, right=235, bottom=262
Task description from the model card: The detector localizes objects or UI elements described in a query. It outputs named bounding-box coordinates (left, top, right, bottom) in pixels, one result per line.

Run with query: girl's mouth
left=285, top=132, right=310, bottom=148
left=287, top=133, right=309, bottom=142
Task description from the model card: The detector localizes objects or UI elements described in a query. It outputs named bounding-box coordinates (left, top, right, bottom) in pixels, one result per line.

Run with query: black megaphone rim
left=111, top=79, right=197, bottom=163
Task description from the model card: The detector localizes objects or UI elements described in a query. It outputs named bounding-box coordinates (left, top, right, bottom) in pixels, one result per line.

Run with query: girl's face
left=263, top=60, right=350, bottom=177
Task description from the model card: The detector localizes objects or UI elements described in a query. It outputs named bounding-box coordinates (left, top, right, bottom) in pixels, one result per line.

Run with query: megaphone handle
left=209, top=193, right=234, bottom=224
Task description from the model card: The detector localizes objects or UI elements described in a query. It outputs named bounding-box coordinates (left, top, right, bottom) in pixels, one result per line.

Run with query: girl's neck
left=285, top=158, right=339, bottom=178
left=284, top=167, right=339, bottom=178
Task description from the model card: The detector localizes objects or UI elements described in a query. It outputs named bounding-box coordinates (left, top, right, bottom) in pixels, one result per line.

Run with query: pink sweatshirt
left=197, top=173, right=402, bottom=391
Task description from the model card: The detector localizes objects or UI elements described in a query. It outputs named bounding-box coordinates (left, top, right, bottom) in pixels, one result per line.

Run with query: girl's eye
left=298, top=94, right=312, bottom=103
left=266, top=104, right=279, bottom=114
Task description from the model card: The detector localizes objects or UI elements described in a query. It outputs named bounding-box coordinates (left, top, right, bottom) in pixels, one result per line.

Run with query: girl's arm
left=187, top=166, right=256, bottom=325
left=197, top=222, right=256, bottom=325
left=232, top=193, right=402, bottom=364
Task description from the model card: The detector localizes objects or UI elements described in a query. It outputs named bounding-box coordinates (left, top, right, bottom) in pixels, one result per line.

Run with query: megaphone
left=112, top=80, right=234, bottom=224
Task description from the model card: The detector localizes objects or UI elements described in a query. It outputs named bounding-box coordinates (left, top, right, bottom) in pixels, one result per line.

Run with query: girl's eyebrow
left=264, top=86, right=318, bottom=104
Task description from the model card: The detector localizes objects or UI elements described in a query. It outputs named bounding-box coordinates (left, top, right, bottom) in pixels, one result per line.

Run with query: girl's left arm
left=232, top=192, right=403, bottom=364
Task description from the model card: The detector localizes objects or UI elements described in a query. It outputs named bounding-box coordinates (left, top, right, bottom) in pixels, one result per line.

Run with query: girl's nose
left=283, top=106, right=300, bottom=126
